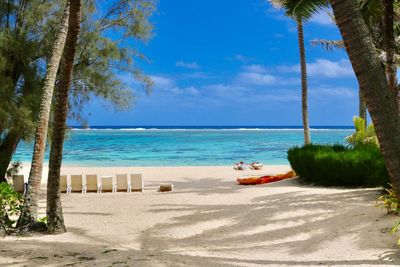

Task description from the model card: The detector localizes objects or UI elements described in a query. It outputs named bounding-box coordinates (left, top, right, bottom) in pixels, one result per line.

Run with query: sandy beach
left=1, top=165, right=400, bottom=266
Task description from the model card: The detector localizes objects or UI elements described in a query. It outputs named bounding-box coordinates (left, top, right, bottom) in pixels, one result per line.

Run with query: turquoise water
left=13, top=127, right=353, bottom=166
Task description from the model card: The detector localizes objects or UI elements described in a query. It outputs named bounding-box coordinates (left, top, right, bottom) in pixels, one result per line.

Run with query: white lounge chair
left=100, top=176, right=114, bottom=193
left=129, top=173, right=143, bottom=192
left=60, top=175, right=70, bottom=194
left=12, top=175, right=25, bottom=194
left=71, top=174, right=84, bottom=193
left=85, top=174, right=99, bottom=193
left=116, top=174, right=128, bottom=192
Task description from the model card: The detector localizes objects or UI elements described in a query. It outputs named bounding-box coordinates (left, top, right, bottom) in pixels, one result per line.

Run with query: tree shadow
left=134, top=188, right=400, bottom=265
left=2, top=178, right=400, bottom=266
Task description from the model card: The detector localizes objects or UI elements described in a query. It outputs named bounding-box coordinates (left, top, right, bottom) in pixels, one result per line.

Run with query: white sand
left=1, top=165, right=400, bottom=266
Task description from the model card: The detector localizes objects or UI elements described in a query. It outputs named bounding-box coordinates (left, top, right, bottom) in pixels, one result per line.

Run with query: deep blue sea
left=13, top=126, right=354, bottom=166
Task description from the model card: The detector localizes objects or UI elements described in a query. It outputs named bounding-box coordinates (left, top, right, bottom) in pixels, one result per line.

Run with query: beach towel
left=237, top=170, right=296, bottom=185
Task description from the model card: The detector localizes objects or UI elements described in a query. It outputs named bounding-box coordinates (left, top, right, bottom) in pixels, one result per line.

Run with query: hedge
left=287, top=144, right=389, bottom=187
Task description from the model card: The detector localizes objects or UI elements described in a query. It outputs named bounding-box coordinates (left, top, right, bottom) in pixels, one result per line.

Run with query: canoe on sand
left=237, top=170, right=296, bottom=185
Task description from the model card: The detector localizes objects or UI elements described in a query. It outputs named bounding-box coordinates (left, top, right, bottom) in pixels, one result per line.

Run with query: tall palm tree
left=270, top=0, right=311, bottom=144
left=284, top=0, right=399, bottom=91
left=330, top=0, right=400, bottom=193
left=17, top=1, right=71, bottom=228
left=47, top=0, right=81, bottom=234
left=311, top=39, right=367, bottom=125
left=297, top=18, right=311, bottom=144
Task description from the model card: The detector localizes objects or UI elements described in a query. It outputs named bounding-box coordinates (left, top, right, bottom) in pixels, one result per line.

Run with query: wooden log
left=159, top=183, right=173, bottom=192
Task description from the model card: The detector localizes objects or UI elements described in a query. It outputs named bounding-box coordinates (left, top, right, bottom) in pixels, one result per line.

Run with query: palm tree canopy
left=269, top=0, right=329, bottom=20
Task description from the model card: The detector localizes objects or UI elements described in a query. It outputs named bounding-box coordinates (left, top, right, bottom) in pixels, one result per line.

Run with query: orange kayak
left=237, top=170, right=296, bottom=185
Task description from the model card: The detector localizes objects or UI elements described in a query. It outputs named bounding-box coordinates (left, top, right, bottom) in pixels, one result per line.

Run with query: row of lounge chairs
left=11, top=173, right=143, bottom=194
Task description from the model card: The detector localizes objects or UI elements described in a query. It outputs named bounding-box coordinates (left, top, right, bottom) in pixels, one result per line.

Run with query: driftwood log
left=159, top=183, right=173, bottom=192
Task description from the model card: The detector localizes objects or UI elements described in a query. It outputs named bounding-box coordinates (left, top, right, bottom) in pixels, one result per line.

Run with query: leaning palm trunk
left=330, top=0, right=400, bottom=194
left=383, top=0, right=398, bottom=92
left=46, top=0, right=81, bottom=234
left=17, top=2, right=70, bottom=228
left=297, top=19, right=311, bottom=145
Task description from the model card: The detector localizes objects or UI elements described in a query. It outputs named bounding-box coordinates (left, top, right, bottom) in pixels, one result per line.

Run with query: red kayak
left=237, top=170, right=296, bottom=185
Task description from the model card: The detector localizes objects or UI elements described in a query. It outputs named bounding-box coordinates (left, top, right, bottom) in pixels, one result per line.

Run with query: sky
left=80, top=0, right=361, bottom=126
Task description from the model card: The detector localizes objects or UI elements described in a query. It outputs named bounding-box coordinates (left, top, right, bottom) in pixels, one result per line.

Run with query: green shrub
left=0, top=182, right=23, bottom=228
left=376, top=184, right=400, bottom=214
left=287, top=144, right=389, bottom=187
left=346, top=116, right=378, bottom=147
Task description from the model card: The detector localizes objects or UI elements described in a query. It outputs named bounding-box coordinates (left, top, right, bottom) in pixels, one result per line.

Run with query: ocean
left=13, top=126, right=354, bottom=166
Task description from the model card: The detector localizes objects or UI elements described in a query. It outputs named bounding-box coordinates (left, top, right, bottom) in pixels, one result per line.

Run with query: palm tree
left=359, top=87, right=367, bottom=126
left=297, top=18, right=311, bottom=144
left=383, top=0, right=398, bottom=91
left=311, top=39, right=367, bottom=125
left=270, top=0, right=311, bottom=144
left=330, top=0, right=400, bottom=193
left=18, top=1, right=71, bottom=228
left=46, top=0, right=82, bottom=234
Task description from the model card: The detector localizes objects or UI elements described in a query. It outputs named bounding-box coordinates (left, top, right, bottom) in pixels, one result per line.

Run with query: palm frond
left=282, top=0, right=330, bottom=20
left=310, top=39, right=344, bottom=51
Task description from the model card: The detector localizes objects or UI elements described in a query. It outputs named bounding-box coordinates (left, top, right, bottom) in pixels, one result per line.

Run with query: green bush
left=287, top=144, right=389, bottom=187
left=0, top=182, right=23, bottom=228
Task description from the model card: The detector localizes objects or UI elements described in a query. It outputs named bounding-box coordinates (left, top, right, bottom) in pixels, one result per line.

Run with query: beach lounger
left=12, top=175, right=25, bottom=194
left=60, top=175, right=70, bottom=194
left=85, top=174, right=99, bottom=193
left=129, top=173, right=143, bottom=192
left=116, top=174, right=128, bottom=192
left=100, top=176, right=114, bottom=193
left=71, top=175, right=84, bottom=193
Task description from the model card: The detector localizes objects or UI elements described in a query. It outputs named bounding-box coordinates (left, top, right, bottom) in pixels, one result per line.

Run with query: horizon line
left=68, top=125, right=355, bottom=128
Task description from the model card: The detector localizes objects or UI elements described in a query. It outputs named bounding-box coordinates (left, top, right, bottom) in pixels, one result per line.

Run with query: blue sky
left=82, top=0, right=360, bottom=126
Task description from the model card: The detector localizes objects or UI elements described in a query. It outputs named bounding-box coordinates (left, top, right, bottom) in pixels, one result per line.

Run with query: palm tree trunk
left=297, top=19, right=311, bottom=145
left=0, top=131, right=20, bottom=182
left=17, top=2, right=70, bottom=228
left=358, top=86, right=367, bottom=127
left=330, top=0, right=400, bottom=194
left=383, top=0, right=398, bottom=92
left=47, top=0, right=81, bottom=234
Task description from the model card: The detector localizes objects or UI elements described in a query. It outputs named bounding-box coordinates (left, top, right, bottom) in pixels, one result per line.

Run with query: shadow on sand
left=1, top=178, right=400, bottom=266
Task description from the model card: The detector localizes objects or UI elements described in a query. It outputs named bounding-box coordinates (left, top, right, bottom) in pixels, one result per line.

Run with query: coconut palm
left=330, top=0, right=400, bottom=193
left=17, top=1, right=71, bottom=228
left=297, top=18, right=311, bottom=144
left=311, top=39, right=368, bottom=124
left=383, top=0, right=398, bottom=91
left=283, top=0, right=399, bottom=90
left=270, top=0, right=311, bottom=144
left=46, top=0, right=82, bottom=234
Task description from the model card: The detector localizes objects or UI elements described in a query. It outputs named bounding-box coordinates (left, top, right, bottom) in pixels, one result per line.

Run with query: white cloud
left=309, top=86, right=357, bottom=99
left=175, top=61, right=201, bottom=69
left=242, top=64, right=268, bottom=73
left=185, top=86, right=200, bottom=95
left=201, top=83, right=299, bottom=104
left=278, top=59, right=354, bottom=78
left=308, top=59, right=353, bottom=77
left=235, top=72, right=277, bottom=86
left=176, top=72, right=212, bottom=80
left=150, top=75, right=174, bottom=88
left=228, top=54, right=254, bottom=63
left=309, top=11, right=334, bottom=26
left=148, top=75, right=200, bottom=97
